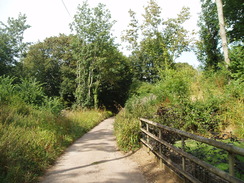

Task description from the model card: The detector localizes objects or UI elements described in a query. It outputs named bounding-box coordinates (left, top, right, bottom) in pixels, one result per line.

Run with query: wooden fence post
left=228, top=152, right=235, bottom=176
left=146, top=123, right=149, bottom=144
left=159, top=129, right=163, bottom=168
left=181, top=137, right=186, bottom=171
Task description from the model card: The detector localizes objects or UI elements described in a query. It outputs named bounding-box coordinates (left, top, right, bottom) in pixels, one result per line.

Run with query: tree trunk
left=215, top=0, right=230, bottom=66
left=93, top=81, right=99, bottom=109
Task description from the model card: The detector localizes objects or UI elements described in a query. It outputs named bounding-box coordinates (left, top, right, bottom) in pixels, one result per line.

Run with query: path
left=40, top=117, right=146, bottom=183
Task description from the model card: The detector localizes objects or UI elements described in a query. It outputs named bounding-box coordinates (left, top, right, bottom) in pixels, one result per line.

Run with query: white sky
left=0, top=0, right=201, bottom=67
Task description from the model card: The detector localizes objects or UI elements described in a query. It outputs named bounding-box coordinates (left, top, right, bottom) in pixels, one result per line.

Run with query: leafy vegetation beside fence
left=114, top=67, right=244, bottom=152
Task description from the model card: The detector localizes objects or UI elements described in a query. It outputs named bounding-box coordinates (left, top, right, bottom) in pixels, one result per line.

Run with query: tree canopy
left=1, top=0, right=243, bottom=110
left=0, top=13, right=30, bottom=76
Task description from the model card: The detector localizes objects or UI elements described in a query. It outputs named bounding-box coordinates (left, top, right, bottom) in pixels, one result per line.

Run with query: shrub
left=41, top=96, right=63, bottom=115
left=154, top=68, right=193, bottom=104
left=125, top=94, right=158, bottom=118
left=16, top=77, right=44, bottom=106
left=0, top=75, right=15, bottom=103
left=114, top=110, right=141, bottom=151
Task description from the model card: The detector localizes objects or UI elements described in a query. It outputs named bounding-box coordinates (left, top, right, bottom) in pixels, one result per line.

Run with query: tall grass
left=0, top=105, right=110, bottom=183
left=0, top=77, right=111, bottom=183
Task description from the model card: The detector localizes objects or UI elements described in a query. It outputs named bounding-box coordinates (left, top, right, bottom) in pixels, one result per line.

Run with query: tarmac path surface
left=40, top=117, right=146, bottom=183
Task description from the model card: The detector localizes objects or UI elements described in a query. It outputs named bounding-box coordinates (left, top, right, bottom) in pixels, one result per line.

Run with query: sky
left=0, top=0, right=202, bottom=67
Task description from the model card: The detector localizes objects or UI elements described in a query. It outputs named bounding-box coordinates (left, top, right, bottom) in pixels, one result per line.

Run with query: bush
left=114, top=110, right=141, bottom=151
left=16, top=77, right=45, bottom=106
left=154, top=68, right=193, bottom=104
left=125, top=94, right=158, bottom=118
left=0, top=75, right=15, bottom=103
left=41, top=96, right=63, bottom=115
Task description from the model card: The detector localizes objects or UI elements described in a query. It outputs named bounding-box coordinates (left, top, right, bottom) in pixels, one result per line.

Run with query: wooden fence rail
left=140, top=118, right=244, bottom=183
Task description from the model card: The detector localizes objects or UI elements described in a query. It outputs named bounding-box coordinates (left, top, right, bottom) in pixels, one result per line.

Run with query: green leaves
left=162, top=7, right=191, bottom=60
left=121, top=9, right=139, bottom=51
left=0, top=75, right=16, bottom=103
left=71, top=1, right=115, bottom=44
left=196, top=0, right=223, bottom=70
left=142, top=0, right=162, bottom=37
left=222, top=0, right=244, bottom=42
left=23, top=34, right=76, bottom=103
left=0, top=76, right=44, bottom=106
left=71, top=1, right=116, bottom=108
left=0, top=13, right=30, bottom=76
left=229, top=44, right=244, bottom=81
left=71, top=2, right=131, bottom=110
left=16, top=78, right=44, bottom=106
left=122, top=1, right=192, bottom=83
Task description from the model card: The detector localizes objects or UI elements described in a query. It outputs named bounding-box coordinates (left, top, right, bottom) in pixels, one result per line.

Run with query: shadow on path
left=46, top=151, right=136, bottom=176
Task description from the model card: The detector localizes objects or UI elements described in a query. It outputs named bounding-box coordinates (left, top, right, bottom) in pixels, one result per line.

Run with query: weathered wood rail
left=140, top=118, right=244, bottom=183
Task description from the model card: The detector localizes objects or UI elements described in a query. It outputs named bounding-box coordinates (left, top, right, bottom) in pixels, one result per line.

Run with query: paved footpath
left=40, top=117, right=146, bottom=183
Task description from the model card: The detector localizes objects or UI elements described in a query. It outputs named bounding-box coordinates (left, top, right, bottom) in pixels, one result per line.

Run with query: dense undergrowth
left=114, top=66, right=244, bottom=152
left=0, top=76, right=111, bottom=183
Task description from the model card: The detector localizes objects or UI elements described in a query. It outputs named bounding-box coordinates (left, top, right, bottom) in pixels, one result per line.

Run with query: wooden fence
left=140, top=118, right=244, bottom=183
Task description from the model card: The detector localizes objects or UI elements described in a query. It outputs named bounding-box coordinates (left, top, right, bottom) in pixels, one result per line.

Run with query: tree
left=121, top=9, right=139, bottom=51
left=141, top=0, right=162, bottom=37
left=23, top=34, right=76, bottom=105
left=71, top=1, right=116, bottom=108
left=222, top=0, right=244, bottom=42
left=135, top=35, right=169, bottom=83
left=97, top=47, right=132, bottom=112
left=196, top=0, right=223, bottom=70
left=122, top=0, right=191, bottom=83
left=162, top=7, right=191, bottom=61
left=0, top=13, right=30, bottom=75
left=215, top=0, right=230, bottom=66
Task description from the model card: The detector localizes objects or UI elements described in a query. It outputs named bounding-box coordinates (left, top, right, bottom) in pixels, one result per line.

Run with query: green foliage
left=0, top=75, right=15, bottom=103
left=23, top=34, right=76, bottom=101
left=122, top=0, right=191, bottom=83
left=114, top=110, right=141, bottom=151
left=125, top=94, right=158, bottom=119
left=229, top=44, right=244, bottom=80
left=135, top=34, right=170, bottom=83
left=0, top=105, right=110, bottom=183
left=196, top=0, right=243, bottom=70
left=0, top=75, right=65, bottom=115
left=41, top=97, right=63, bottom=115
left=71, top=1, right=116, bottom=108
left=71, top=2, right=132, bottom=110
left=16, top=77, right=44, bottom=105
left=115, top=66, right=244, bottom=152
left=162, top=7, right=191, bottom=60
left=0, top=13, right=30, bottom=76
left=129, top=81, right=155, bottom=97
left=225, top=79, right=244, bottom=101
left=222, top=0, right=244, bottom=42
left=155, top=68, right=192, bottom=102
left=196, top=0, right=223, bottom=70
